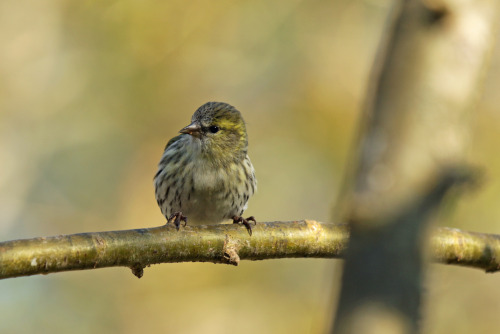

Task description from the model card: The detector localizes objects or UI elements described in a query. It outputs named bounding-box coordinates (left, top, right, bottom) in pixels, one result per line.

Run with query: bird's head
left=179, top=102, right=248, bottom=164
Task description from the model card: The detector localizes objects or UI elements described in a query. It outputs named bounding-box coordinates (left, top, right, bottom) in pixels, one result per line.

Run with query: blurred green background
left=1, top=1, right=500, bottom=333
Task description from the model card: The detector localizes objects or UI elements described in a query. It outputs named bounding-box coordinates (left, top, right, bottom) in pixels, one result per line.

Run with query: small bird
left=154, top=102, right=257, bottom=235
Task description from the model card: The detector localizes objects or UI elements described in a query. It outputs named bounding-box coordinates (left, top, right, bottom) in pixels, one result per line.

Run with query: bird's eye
left=208, top=126, right=219, bottom=133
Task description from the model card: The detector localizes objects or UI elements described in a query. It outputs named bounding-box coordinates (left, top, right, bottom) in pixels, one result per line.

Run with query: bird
left=154, top=102, right=257, bottom=235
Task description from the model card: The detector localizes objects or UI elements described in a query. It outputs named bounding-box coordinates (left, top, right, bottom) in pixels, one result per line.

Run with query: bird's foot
left=232, top=215, right=256, bottom=236
left=167, top=212, right=188, bottom=230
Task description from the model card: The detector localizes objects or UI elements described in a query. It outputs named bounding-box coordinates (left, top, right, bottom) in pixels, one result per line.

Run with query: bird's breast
left=191, top=164, right=229, bottom=191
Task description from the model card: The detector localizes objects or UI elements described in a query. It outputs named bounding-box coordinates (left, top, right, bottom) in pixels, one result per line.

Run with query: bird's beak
left=179, top=123, right=201, bottom=136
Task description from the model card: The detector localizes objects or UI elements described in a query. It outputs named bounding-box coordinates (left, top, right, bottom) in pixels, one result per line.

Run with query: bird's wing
left=164, top=135, right=183, bottom=151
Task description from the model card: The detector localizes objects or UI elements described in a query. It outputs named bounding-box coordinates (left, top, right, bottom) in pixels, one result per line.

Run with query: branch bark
left=2, top=221, right=500, bottom=280
left=0, top=221, right=348, bottom=280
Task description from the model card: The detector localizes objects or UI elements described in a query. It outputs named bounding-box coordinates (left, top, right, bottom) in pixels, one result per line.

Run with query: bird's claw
left=167, top=212, right=188, bottom=230
left=232, top=215, right=256, bottom=236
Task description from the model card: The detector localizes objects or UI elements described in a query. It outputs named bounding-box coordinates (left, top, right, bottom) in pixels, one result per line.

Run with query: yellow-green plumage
left=154, top=102, right=256, bottom=228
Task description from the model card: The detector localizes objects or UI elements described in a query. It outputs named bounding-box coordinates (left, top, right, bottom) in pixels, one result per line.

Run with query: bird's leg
left=167, top=212, right=188, bottom=230
left=232, top=215, right=256, bottom=236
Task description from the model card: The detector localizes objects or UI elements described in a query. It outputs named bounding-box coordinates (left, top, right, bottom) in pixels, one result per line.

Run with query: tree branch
left=1, top=221, right=500, bottom=280
left=431, top=227, right=500, bottom=273
left=0, top=221, right=348, bottom=280
left=331, top=0, right=500, bottom=331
